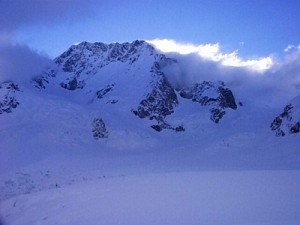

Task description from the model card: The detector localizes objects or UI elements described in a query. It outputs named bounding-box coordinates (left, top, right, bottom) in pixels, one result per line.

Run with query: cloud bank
left=147, top=39, right=300, bottom=106
left=0, top=43, right=52, bottom=83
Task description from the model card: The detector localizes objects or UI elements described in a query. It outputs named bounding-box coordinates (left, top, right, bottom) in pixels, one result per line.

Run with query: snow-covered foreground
left=1, top=170, right=300, bottom=225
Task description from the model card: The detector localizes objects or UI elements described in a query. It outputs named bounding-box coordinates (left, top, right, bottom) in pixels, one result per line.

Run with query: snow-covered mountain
left=1, top=40, right=300, bottom=225
left=1, top=40, right=299, bottom=157
left=2, top=40, right=299, bottom=137
left=0, top=40, right=299, bottom=149
left=30, top=40, right=241, bottom=132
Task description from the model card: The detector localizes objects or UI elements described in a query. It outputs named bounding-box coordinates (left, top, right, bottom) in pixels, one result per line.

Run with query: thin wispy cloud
left=284, top=45, right=296, bottom=52
left=284, top=44, right=300, bottom=53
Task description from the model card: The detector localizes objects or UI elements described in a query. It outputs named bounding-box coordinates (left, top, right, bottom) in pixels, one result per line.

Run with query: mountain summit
left=28, top=40, right=240, bottom=134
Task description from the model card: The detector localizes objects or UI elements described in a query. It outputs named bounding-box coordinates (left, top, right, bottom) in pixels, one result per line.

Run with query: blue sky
left=1, top=0, right=299, bottom=59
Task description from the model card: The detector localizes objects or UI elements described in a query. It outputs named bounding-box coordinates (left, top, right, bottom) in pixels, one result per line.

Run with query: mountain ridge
left=0, top=40, right=299, bottom=161
left=29, top=40, right=243, bottom=132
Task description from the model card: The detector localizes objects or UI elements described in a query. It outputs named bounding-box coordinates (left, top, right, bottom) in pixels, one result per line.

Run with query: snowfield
left=1, top=171, right=300, bottom=225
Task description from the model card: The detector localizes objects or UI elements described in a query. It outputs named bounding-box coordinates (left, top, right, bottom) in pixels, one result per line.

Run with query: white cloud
left=147, top=39, right=219, bottom=56
left=147, top=39, right=273, bottom=72
left=220, top=52, right=273, bottom=71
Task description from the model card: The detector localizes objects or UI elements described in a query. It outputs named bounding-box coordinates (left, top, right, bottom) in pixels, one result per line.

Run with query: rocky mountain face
left=271, top=97, right=300, bottom=136
left=132, top=62, right=180, bottom=132
left=179, top=81, right=238, bottom=123
left=0, top=81, right=20, bottom=114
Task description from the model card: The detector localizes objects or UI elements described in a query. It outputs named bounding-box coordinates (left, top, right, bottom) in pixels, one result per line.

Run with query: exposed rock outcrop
left=60, top=77, right=86, bottom=90
left=92, top=118, right=108, bottom=139
left=0, top=82, right=20, bottom=114
left=95, top=84, right=115, bottom=99
left=179, top=81, right=238, bottom=123
left=271, top=103, right=300, bottom=136
left=132, top=63, right=179, bottom=131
